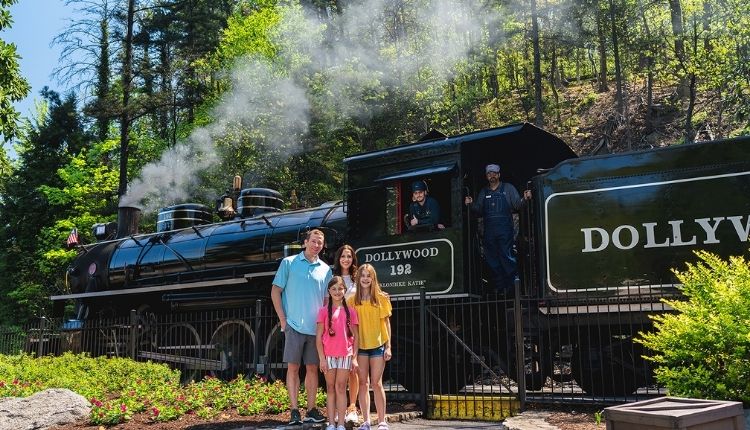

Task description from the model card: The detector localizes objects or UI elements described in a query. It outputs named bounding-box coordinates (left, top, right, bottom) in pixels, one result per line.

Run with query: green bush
left=637, top=251, right=750, bottom=404
left=0, top=352, right=324, bottom=426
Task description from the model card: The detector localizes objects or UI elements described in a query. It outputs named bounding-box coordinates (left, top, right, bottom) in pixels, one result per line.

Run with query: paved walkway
left=244, top=409, right=560, bottom=430
left=500, top=411, right=559, bottom=430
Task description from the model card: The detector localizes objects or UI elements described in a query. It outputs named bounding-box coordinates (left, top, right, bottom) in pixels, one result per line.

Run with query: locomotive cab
left=344, top=123, right=576, bottom=298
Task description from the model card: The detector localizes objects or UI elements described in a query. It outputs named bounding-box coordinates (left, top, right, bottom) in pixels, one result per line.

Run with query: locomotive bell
left=217, top=194, right=236, bottom=220
left=216, top=175, right=242, bottom=221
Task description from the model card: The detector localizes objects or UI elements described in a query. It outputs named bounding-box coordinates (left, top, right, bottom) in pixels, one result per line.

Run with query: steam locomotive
left=52, top=123, right=750, bottom=397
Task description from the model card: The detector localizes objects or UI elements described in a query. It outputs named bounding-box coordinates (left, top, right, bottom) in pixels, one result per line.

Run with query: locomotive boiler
left=52, top=123, right=750, bottom=398
left=58, top=189, right=347, bottom=318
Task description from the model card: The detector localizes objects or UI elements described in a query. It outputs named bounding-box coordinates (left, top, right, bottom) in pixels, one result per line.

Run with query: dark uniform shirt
left=408, top=196, right=441, bottom=230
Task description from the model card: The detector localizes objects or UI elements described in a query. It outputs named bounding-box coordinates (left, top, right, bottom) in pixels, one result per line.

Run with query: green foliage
left=594, top=410, right=604, bottom=425
left=637, top=251, right=750, bottom=404
left=0, top=0, right=31, bottom=141
left=207, top=3, right=281, bottom=70
left=0, top=145, right=10, bottom=195
left=0, top=90, right=91, bottom=324
left=0, top=352, right=324, bottom=425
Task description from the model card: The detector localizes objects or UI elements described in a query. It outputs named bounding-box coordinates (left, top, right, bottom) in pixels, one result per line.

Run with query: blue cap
left=411, top=181, right=427, bottom=192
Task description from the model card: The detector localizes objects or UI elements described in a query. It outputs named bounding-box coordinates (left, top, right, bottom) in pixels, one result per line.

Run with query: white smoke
left=121, top=0, right=500, bottom=212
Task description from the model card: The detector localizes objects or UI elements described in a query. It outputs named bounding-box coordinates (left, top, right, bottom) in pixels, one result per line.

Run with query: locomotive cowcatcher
left=53, top=123, right=750, bottom=398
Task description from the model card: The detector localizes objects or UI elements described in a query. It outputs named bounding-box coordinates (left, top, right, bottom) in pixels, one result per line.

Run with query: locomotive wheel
left=160, top=322, right=202, bottom=383
left=209, top=320, right=256, bottom=380
left=264, top=323, right=286, bottom=381
left=572, top=338, right=642, bottom=398
left=135, top=304, right=158, bottom=350
left=523, top=342, right=549, bottom=391
left=504, top=339, right=549, bottom=392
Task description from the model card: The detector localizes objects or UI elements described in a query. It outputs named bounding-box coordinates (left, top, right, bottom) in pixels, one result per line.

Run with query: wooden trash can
left=605, top=397, right=744, bottom=430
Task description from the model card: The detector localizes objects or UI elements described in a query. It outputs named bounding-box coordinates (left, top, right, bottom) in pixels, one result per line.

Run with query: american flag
left=66, top=228, right=79, bottom=247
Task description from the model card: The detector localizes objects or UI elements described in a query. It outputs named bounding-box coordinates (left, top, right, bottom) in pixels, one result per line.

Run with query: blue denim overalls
left=481, top=184, right=516, bottom=293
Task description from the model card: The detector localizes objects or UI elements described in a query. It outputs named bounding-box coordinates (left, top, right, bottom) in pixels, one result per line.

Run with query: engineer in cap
left=464, top=164, right=528, bottom=294
left=408, top=180, right=444, bottom=231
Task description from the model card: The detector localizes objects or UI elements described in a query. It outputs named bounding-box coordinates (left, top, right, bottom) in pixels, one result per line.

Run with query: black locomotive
left=53, top=123, right=750, bottom=397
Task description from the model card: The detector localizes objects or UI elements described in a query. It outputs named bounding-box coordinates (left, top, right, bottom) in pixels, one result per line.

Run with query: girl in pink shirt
left=316, top=276, right=360, bottom=430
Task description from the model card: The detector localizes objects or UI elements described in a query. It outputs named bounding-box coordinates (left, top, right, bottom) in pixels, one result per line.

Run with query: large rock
left=0, top=388, right=90, bottom=430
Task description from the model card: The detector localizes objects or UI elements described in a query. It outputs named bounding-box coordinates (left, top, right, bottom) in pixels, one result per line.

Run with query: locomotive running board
left=539, top=301, right=673, bottom=314
left=50, top=271, right=277, bottom=301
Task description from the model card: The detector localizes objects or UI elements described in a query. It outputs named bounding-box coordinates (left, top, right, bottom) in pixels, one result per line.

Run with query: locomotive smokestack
left=116, top=206, right=141, bottom=239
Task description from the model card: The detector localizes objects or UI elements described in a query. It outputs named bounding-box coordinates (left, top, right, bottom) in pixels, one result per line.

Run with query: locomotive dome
left=156, top=203, right=213, bottom=232
left=237, top=188, right=284, bottom=217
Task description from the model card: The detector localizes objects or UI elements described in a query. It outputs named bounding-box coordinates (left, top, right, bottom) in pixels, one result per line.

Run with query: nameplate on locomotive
left=356, top=239, right=454, bottom=295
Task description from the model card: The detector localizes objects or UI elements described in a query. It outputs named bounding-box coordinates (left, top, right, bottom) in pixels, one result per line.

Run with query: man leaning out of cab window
left=407, top=180, right=444, bottom=231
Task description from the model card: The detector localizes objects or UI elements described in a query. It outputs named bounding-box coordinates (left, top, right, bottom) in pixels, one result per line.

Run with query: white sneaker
left=345, top=408, right=359, bottom=424
left=336, top=426, right=346, bottom=430
left=326, top=425, right=336, bottom=430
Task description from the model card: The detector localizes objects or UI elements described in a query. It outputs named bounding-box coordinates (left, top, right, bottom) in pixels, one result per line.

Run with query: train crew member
left=316, top=276, right=360, bottom=430
left=348, top=264, right=392, bottom=430
left=464, top=164, right=528, bottom=295
left=332, top=245, right=362, bottom=426
left=271, top=229, right=332, bottom=425
left=407, top=180, right=444, bottom=231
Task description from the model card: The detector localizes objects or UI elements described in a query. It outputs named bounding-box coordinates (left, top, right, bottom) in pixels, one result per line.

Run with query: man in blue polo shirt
left=271, top=229, right=332, bottom=425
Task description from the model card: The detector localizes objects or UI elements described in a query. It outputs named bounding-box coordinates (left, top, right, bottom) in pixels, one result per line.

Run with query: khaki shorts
left=283, top=326, right=320, bottom=365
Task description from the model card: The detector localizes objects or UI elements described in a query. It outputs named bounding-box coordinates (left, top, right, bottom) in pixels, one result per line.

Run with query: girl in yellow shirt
left=347, top=264, right=392, bottom=430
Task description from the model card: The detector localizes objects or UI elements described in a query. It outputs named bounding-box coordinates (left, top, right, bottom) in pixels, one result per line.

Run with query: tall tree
left=669, top=0, right=688, bottom=98
left=118, top=0, right=135, bottom=198
left=0, top=89, right=89, bottom=323
left=53, top=0, right=116, bottom=142
left=0, top=0, right=31, bottom=140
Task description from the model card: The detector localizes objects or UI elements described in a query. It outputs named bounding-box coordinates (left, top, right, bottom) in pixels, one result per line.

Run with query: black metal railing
left=0, top=287, right=670, bottom=420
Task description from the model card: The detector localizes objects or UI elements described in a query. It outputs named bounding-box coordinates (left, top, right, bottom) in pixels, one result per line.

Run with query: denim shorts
left=358, top=344, right=386, bottom=357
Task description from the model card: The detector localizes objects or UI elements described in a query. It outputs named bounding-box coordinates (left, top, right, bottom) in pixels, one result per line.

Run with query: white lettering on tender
left=580, top=215, right=749, bottom=252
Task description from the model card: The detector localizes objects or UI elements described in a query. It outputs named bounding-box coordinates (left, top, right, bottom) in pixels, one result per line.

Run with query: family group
left=271, top=231, right=391, bottom=430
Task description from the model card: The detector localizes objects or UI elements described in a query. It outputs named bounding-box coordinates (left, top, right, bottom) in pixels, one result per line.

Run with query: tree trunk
left=531, top=0, right=544, bottom=127
left=702, top=0, right=712, bottom=53
left=669, top=0, right=688, bottom=98
left=118, top=0, right=135, bottom=198
left=684, top=18, right=699, bottom=143
left=685, top=72, right=697, bottom=143
left=550, top=42, right=561, bottom=123
left=638, top=0, right=654, bottom=132
left=596, top=5, right=609, bottom=92
left=96, top=18, right=111, bottom=143
left=158, top=41, right=171, bottom=142
left=609, top=0, right=624, bottom=115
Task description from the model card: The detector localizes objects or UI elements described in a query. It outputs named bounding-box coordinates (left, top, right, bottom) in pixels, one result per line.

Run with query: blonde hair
left=354, top=264, right=385, bottom=306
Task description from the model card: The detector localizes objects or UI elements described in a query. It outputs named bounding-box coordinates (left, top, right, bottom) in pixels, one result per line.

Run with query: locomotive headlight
left=88, top=262, right=97, bottom=276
